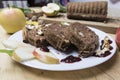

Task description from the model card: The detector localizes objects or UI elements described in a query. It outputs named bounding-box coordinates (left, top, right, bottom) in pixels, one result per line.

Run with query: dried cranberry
left=101, top=40, right=104, bottom=44
left=101, top=51, right=111, bottom=57
left=100, top=40, right=104, bottom=50
left=109, top=46, right=113, bottom=50
left=61, top=55, right=81, bottom=63
left=94, top=51, right=111, bottom=57
left=40, top=46, right=49, bottom=52
left=108, top=40, right=112, bottom=44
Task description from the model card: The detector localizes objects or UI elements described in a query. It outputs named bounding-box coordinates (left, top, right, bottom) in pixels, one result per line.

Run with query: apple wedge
left=12, top=47, right=35, bottom=62
left=41, top=3, right=60, bottom=17
left=33, top=48, right=59, bottom=64
left=2, top=39, right=34, bottom=49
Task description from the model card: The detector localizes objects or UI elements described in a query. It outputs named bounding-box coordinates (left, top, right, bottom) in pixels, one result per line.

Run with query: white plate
left=8, top=27, right=117, bottom=71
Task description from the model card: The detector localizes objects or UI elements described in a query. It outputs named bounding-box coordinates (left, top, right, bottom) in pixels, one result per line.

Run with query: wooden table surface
left=0, top=24, right=120, bottom=80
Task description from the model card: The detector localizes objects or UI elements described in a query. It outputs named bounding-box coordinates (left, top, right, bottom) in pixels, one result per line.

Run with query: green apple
left=33, top=48, right=59, bottom=64
left=0, top=8, right=26, bottom=33
left=41, top=3, right=60, bottom=17
left=12, top=47, right=35, bottom=62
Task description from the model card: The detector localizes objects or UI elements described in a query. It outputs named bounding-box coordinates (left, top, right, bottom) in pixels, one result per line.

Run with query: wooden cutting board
left=39, top=13, right=120, bottom=34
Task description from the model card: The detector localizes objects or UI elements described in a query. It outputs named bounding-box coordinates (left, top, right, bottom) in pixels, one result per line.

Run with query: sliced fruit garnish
left=2, top=39, right=34, bottom=49
left=33, top=48, right=59, bottom=64
left=12, top=47, right=35, bottom=62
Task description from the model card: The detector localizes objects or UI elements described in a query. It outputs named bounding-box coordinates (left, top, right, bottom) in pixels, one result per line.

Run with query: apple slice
left=41, top=3, right=60, bottom=17
left=33, top=48, right=59, bottom=64
left=2, top=39, right=34, bottom=49
left=12, top=47, right=35, bottom=62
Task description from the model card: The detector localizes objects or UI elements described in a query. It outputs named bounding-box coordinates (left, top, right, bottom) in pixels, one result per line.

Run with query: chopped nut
left=26, top=24, right=35, bottom=30
left=78, top=32, right=84, bottom=37
left=61, top=22, right=70, bottom=26
left=31, top=15, right=38, bottom=21
left=96, top=36, right=111, bottom=56
left=37, top=29, right=43, bottom=35
left=96, top=47, right=109, bottom=55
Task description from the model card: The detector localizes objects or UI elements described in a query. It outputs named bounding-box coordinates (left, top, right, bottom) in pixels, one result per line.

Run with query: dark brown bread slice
left=65, top=22, right=99, bottom=57
left=67, top=1, right=107, bottom=22
left=42, top=23, right=71, bottom=51
left=22, top=26, right=48, bottom=47
left=27, top=29, right=47, bottom=47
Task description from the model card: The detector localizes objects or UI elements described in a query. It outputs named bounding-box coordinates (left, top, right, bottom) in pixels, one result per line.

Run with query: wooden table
left=0, top=23, right=120, bottom=80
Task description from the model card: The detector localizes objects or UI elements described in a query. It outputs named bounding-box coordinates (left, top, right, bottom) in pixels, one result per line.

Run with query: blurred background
left=0, top=0, right=109, bottom=8
left=0, top=0, right=120, bottom=18
left=0, top=0, right=65, bottom=8
left=0, top=0, right=119, bottom=8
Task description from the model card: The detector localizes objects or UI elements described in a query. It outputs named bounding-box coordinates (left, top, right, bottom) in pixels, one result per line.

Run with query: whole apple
left=116, top=27, right=120, bottom=49
left=0, top=8, right=26, bottom=33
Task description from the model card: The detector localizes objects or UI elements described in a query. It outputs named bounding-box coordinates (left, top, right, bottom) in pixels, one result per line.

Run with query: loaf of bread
left=67, top=1, right=108, bottom=22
